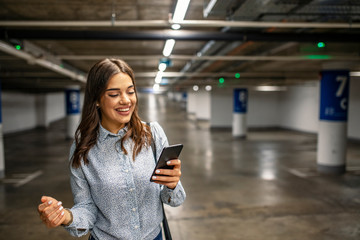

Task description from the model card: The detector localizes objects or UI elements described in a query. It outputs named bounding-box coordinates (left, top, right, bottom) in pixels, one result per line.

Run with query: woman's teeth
left=117, top=108, right=130, bottom=112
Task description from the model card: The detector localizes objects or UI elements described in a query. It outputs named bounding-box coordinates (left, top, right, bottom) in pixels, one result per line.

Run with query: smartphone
left=150, top=144, right=183, bottom=182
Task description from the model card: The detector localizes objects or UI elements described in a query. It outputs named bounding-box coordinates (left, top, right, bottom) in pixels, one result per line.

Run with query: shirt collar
left=99, top=123, right=128, bottom=142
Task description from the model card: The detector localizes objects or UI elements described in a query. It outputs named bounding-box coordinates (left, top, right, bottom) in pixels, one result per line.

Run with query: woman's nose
left=119, top=94, right=130, bottom=104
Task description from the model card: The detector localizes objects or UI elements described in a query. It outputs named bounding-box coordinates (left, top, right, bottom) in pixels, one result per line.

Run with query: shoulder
left=69, top=141, right=76, bottom=160
left=147, top=121, right=164, bottom=135
left=146, top=121, right=168, bottom=145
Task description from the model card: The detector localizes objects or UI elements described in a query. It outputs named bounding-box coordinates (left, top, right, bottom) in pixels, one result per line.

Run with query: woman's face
left=99, top=72, right=137, bottom=133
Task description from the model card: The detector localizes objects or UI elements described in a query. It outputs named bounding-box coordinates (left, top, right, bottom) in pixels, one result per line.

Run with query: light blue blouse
left=64, top=122, right=186, bottom=240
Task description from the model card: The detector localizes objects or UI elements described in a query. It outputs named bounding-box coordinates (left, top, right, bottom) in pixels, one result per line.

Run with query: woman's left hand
left=151, top=159, right=182, bottom=190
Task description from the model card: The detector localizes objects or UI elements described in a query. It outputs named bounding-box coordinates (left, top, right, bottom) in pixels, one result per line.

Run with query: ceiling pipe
left=135, top=72, right=318, bottom=78
left=0, top=20, right=359, bottom=28
left=2, top=29, right=359, bottom=42
left=57, top=54, right=360, bottom=61
left=0, top=41, right=86, bottom=83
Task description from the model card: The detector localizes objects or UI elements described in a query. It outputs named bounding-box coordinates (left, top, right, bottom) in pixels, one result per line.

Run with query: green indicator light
left=235, top=73, right=240, bottom=78
left=303, top=55, right=331, bottom=60
left=317, top=42, right=325, bottom=48
left=15, top=45, right=21, bottom=50
left=219, top=78, right=225, bottom=84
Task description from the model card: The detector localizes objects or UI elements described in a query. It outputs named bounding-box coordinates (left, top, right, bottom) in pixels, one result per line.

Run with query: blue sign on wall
left=319, top=70, right=350, bottom=121
left=234, top=88, right=248, bottom=113
left=65, top=89, right=80, bottom=115
left=182, top=92, right=187, bottom=100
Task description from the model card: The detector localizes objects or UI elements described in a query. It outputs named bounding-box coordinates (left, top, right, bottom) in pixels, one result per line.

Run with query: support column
left=65, top=85, right=81, bottom=139
left=35, top=94, right=49, bottom=128
left=317, top=70, right=350, bottom=174
left=0, top=81, right=5, bottom=178
left=181, top=92, right=187, bottom=109
left=232, top=88, right=248, bottom=138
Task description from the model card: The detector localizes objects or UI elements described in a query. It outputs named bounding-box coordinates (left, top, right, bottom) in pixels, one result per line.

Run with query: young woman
left=37, top=59, right=186, bottom=240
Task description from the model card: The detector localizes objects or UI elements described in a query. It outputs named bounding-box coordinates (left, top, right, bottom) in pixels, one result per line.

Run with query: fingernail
left=167, top=161, right=171, bottom=165
left=155, top=170, right=160, bottom=174
left=61, top=211, right=65, bottom=216
left=152, top=176, right=157, bottom=180
left=59, top=206, right=63, bottom=211
left=48, top=201, right=53, bottom=205
left=57, top=201, right=62, bottom=206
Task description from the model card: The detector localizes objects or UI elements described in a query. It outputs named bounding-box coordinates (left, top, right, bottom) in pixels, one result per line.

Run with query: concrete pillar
left=0, top=82, right=5, bottom=178
left=35, top=94, right=49, bottom=128
left=317, top=69, right=350, bottom=174
left=186, top=91, right=196, bottom=114
left=180, top=92, right=187, bottom=109
left=210, top=89, right=232, bottom=128
left=195, top=90, right=211, bottom=120
left=232, top=88, right=248, bottom=138
left=65, top=85, right=81, bottom=139
left=167, top=91, right=175, bottom=101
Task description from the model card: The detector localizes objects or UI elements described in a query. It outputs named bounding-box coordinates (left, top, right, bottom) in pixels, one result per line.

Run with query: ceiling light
left=350, top=71, right=360, bottom=77
left=171, top=24, right=181, bottom=30
left=205, top=85, right=212, bottom=91
left=255, top=86, right=287, bottom=91
left=163, top=39, right=175, bottom=57
left=155, top=71, right=163, bottom=83
left=172, top=0, right=191, bottom=23
left=153, top=83, right=160, bottom=91
left=203, top=0, right=217, bottom=18
left=158, top=63, right=167, bottom=71
left=193, top=85, right=199, bottom=91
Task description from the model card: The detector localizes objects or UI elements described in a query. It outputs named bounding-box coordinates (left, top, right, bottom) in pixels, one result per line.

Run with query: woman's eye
left=109, top=94, right=119, bottom=97
left=128, top=92, right=135, bottom=94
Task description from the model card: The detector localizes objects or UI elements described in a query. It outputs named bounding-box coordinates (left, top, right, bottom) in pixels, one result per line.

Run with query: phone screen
left=150, top=144, right=183, bottom=182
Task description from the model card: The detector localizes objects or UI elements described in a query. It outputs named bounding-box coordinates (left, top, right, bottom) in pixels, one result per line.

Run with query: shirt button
left=134, top=225, right=139, bottom=229
left=125, top=170, right=129, bottom=173
left=129, top=188, right=134, bottom=192
left=132, top=208, right=136, bottom=212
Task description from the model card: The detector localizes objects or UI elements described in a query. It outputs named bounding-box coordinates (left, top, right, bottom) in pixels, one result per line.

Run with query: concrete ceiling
left=0, top=0, right=359, bottom=93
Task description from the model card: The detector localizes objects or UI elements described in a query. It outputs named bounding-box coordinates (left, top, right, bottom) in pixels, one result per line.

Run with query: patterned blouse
left=64, top=122, right=186, bottom=239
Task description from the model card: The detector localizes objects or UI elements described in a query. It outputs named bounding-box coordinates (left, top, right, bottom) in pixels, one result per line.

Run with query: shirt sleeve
left=63, top=142, right=98, bottom=237
left=150, top=122, right=186, bottom=207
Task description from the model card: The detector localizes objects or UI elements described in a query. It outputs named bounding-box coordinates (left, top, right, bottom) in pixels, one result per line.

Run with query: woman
left=37, top=59, right=186, bottom=240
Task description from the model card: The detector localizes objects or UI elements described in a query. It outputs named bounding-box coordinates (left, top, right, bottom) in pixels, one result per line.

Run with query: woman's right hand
left=38, top=196, right=66, bottom=228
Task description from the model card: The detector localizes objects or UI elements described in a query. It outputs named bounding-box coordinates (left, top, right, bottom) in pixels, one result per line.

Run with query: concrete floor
left=1, top=94, right=360, bottom=240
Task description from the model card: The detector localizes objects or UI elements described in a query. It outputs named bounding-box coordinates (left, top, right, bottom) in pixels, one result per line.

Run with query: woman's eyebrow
left=105, top=85, right=134, bottom=91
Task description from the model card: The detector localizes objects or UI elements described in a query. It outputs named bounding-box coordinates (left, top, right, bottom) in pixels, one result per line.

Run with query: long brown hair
left=71, top=58, right=151, bottom=168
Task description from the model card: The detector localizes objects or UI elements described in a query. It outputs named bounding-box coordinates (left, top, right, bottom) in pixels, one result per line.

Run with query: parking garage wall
left=279, top=79, right=360, bottom=140
left=2, top=92, right=37, bottom=134
left=348, top=78, right=360, bottom=139
left=1, top=91, right=83, bottom=135
left=279, top=83, right=319, bottom=133
left=210, top=89, right=280, bottom=128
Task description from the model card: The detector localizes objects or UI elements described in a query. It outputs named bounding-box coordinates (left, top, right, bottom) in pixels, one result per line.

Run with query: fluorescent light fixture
left=171, top=24, right=181, bottom=30
left=255, top=86, right=287, bottom=91
left=153, top=83, right=160, bottom=91
left=163, top=39, right=175, bottom=57
left=155, top=71, right=163, bottom=83
left=203, top=0, right=217, bottom=18
left=158, top=63, right=167, bottom=71
left=350, top=71, right=360, bottom=77
left=173, top=0, right=191, bottom=22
